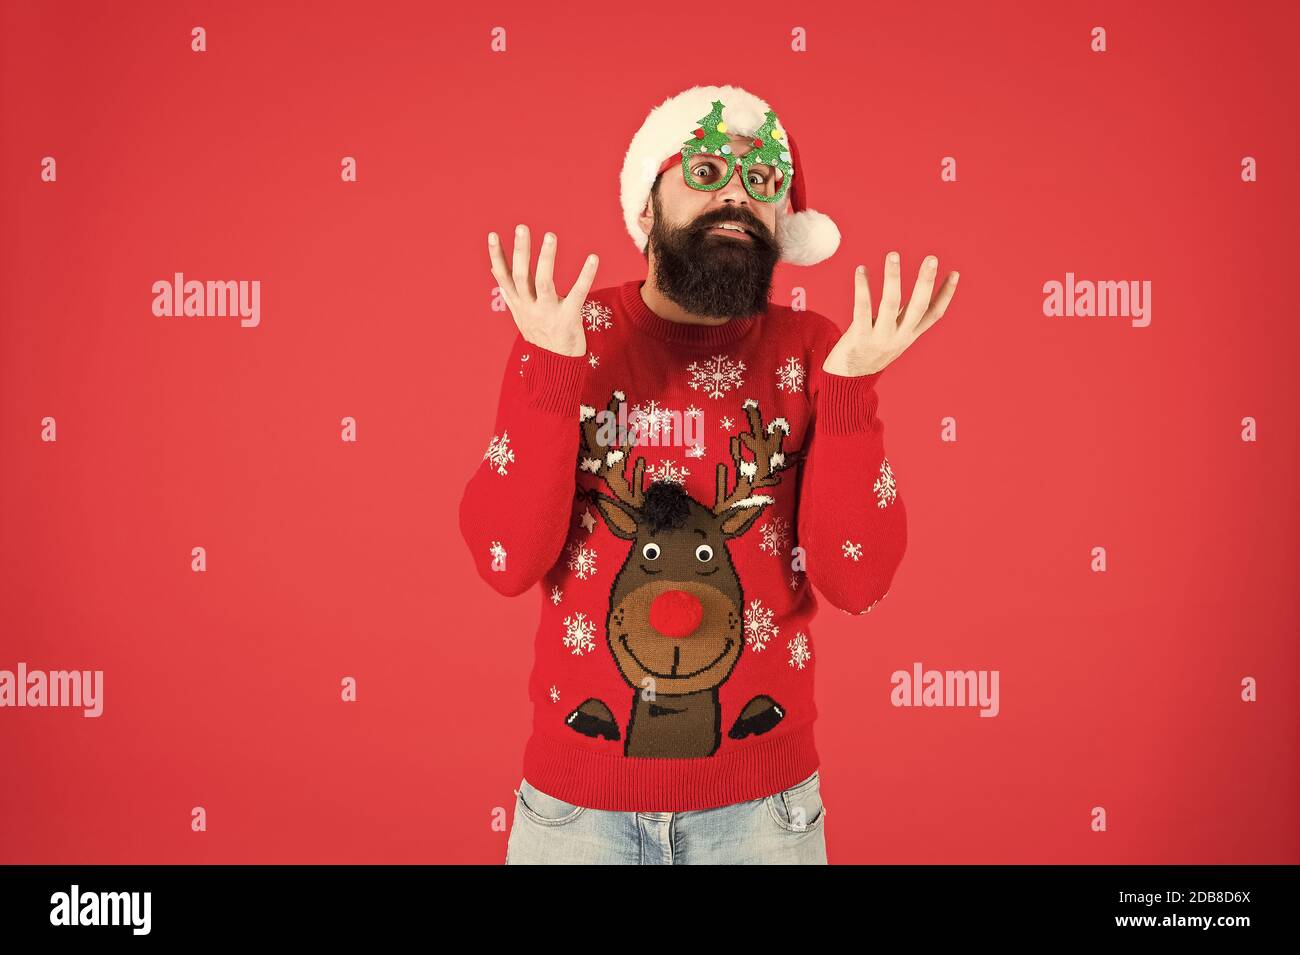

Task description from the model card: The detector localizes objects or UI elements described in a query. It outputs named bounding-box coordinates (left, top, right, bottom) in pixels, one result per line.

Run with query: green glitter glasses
left=679, top=150, right=792, bottom=203
left=670, top=102, right=796, bottom=203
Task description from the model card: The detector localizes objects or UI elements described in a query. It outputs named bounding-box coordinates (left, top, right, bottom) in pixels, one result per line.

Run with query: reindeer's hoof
left=729, top=695, right=785, bottom=739
left=565, top=698, right=620, bottom=741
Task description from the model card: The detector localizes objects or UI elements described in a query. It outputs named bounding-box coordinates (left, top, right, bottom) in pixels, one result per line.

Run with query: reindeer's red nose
left=649, top=589, right=704, bottom=638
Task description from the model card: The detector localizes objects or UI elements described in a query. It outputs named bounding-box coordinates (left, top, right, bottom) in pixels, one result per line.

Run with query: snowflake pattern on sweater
left=458, top=280, right=907, bottom=805
left=686, top=353, right=746, bottom=399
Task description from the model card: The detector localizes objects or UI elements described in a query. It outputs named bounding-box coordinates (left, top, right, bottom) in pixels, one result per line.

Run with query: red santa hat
left=620, top=84, right=840, bottom=267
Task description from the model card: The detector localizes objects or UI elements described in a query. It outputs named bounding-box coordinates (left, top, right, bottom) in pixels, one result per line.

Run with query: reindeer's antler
left=713, top=398, right=801, bottom=514
left=578, top=389, right=647, bottom=509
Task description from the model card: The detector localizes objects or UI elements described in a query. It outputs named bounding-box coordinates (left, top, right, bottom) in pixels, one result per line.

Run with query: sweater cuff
left=817, top=369, right=881, bottom=435
left=521, top=344, right=590, bottom=416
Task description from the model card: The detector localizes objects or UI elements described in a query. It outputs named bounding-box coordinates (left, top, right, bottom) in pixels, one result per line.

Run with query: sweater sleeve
left=458, top=331, right=591, bottom=597
left=795, top=354, right=908, bottom=616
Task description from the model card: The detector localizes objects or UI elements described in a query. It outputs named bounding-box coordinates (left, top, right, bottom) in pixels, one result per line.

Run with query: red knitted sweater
left=459, top=278, right=907, bottom=811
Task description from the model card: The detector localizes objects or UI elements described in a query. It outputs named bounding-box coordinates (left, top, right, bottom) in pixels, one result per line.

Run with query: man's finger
left=564, top=252, right=601, bottom=311
left=535, top=232, right=558, bottom=299
left=914, top=271, right=960, bottom=336
left=511, top=224, right=535, bottom=300
left=899, top=254, right=939, bottom=333
left=487, top=232, right=518, bottom=305
left=879, top=251, right=902, bottom=322
left=852, top=265, right=874, bottom=326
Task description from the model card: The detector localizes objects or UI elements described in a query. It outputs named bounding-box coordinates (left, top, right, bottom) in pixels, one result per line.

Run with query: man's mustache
left=692, top=212, right=771, bottom=242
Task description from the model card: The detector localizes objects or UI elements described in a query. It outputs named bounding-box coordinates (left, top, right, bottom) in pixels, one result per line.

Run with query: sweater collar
left=620, top=279, right=760, bottom=347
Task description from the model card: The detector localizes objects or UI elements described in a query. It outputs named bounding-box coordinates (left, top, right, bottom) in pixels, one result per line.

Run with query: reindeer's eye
left=695, top=544, right=714, bottom=562
left=642, top=542, right=661, bottom=560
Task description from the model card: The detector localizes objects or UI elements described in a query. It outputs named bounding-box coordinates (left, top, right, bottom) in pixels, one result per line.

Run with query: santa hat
left=620, top=84, right=840, bottom=267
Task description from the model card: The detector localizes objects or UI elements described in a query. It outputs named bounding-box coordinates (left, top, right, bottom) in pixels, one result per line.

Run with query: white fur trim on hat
left=774, top=206, right=841, bottom=267
left=620, top=84, right=840, bottom=267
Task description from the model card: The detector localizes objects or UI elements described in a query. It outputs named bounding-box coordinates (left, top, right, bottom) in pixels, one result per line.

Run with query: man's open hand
left=822, top=251, right=959, bottom=377
left=487, top=224, right=599, bottom=358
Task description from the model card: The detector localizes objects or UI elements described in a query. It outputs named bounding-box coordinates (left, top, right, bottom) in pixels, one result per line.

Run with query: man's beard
left=648, top=197, right=781, bottom=319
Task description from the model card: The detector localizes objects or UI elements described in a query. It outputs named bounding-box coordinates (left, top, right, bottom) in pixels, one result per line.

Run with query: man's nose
left=717, top=161, right=751, bottom=203
left=649, top=589, right=704, bottom=638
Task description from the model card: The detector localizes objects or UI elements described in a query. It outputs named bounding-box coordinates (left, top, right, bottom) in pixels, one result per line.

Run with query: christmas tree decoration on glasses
left=678, top=99, right=794, bottom=203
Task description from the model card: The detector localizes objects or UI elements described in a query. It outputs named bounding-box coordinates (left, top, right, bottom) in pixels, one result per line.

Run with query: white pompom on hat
left=620, top=84, right=840, bottom=267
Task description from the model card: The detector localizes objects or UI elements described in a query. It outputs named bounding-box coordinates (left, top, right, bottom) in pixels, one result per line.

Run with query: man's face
left=641, top=133, right=788, bottom=319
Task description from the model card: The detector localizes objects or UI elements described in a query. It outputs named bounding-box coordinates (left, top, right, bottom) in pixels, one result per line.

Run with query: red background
left=2, top=0, right=1297, bottom=864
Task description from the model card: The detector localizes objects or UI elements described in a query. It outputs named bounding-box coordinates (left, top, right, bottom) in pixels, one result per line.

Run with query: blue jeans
left=505, top=769, right=828, bottom=864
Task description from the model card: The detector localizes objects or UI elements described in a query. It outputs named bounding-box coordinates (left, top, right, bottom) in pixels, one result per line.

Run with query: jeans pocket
left=514, top=777, right=587, bottom=827
left=764, top=770, right=826, bottom=833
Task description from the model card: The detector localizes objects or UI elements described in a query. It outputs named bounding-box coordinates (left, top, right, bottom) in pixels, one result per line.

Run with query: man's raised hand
left=822, top=251, right=959, bottom=377
left=487, top=224, right=599, bottom=358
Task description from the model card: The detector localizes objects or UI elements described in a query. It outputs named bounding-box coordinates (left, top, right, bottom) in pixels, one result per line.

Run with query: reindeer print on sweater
left=566, top=391, right=806, bottom=758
